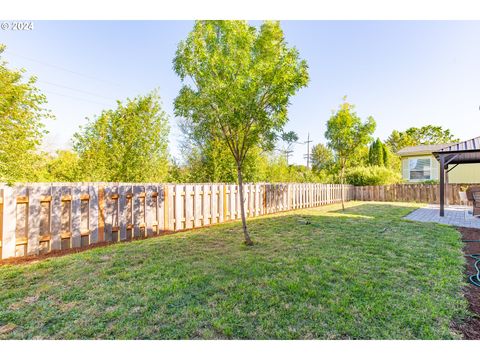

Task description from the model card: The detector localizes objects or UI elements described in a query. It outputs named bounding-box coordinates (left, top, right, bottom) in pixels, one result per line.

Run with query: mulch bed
left=453, top=227, right=480, bottom=340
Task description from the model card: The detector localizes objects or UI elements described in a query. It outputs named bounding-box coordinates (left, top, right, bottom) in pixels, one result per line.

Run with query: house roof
left=397, top=143, right=454, bottom=156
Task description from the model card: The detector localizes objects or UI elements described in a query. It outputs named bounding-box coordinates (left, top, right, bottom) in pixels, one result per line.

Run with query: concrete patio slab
left=405, top=204, right=480, bottom=229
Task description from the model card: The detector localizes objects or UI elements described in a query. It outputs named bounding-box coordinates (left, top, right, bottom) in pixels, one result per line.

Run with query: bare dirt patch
left=454, top=227, right=480, bottom=340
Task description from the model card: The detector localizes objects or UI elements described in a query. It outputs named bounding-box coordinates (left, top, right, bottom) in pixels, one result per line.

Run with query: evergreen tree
left=368, top=138, right=385, bottom=166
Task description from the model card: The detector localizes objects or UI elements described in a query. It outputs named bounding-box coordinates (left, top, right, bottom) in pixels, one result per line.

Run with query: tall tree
left=325, top=99, right=376, bottom=210
left=179, top=117, right=268, bottom=183
left=173, top=21, right=309, bottom=245
left=0, top=44, right=53, bottom=183
left=386, top=125, right=459, bottom=153
left=311, top=143, right=334, bottom=173
left=73, top=90, right=170, bottom=182
left=368, top=138, right=385, bottom=166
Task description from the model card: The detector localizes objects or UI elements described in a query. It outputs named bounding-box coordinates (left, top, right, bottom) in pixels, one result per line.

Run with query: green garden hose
left=467, top=253, right=480, bottom=287
left=462, top=239, right=480, bottom=287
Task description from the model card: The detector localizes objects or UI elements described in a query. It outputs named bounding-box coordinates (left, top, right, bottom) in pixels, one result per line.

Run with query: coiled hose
left=462, top=240, right=480, bottom=287
left=467, top=253, right=480, bottom=287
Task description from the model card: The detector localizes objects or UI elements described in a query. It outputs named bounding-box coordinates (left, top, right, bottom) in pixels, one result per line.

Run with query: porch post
left=439, top=154, right=445, bottom=217
left=445, top=165, right=449, bottom=206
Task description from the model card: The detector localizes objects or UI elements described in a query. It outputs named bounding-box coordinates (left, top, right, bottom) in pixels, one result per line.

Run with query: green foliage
left=368, top=138, right=393, bottom=168
left=165, top=158, right=190, bottom=183
left=43, top=150, right=81, bottom=182
left=0, top=44, right=54, bottom=183
left=345, top=165, right=402, bottom=186
left=325, top=99, right=376, bottom=187
left=419, top=179, right=439, bottom=185
left=311, top=143, right=334, bottom=173
left=0, top=203, right=468, bottom=339
left=73, top=91, right=170, bottom=182
left=279, top=131, right=299, bottom=165
left=368, top=138, right=385, bottom=166
left=178, top=140, right=327, bottom=184
left=260, top=155, right=327, bottom=183
left=174, top=20, right=309, bottom=243
left=325, top=100, right=376, bottom=172
left=179, top=113, right=270, bottom=183
left=325, top=99, right=376, bottom=209
left=280, top=131, right=299, bottom=145
left=173, top=20, right=309, bottom=170
left=179, top=139, right=269, bottom=183
left=386, top=125, right=459, bottom=153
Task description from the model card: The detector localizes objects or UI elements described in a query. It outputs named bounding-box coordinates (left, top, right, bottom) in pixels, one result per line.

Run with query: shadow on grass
left=0, top=201, right=467, bottom=340
left=327, top=202, right=420, bottom=220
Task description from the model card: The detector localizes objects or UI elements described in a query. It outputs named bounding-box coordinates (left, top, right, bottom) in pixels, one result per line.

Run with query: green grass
left=0, top=202, right=470, bottom=339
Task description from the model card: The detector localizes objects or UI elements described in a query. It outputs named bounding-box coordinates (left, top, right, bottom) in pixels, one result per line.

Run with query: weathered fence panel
left=0, top=182, right=354, bottom=259
left=354, top=183, right=479, bottom=205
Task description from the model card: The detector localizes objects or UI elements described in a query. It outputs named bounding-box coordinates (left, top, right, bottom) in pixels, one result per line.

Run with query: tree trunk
left=340, top=164, right=345, bottom=211
left=237, top=165, right=253, bottom=246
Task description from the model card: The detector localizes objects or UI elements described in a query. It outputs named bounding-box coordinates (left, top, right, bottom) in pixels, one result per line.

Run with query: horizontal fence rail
left=354, top=183, right=479, bottom=205
left=0, top=182, right=354, bottom=259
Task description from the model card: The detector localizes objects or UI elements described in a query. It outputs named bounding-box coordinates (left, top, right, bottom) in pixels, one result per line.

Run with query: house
left=397, top=137, right=480, bottom=183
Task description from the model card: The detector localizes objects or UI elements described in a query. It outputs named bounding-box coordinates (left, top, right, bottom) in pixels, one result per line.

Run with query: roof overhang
left=432, top=136, right=480, bottom=165
left=398, top=151, right=436, bottom=157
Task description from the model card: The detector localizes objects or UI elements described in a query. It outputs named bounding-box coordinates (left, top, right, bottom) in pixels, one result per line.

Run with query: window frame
left=408, top=156, right=432, bottom=181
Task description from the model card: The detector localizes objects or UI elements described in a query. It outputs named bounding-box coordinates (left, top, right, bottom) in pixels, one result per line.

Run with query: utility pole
left=284, top=149, right=293, bottom=165
left=303, top=132, right=313, bottom=169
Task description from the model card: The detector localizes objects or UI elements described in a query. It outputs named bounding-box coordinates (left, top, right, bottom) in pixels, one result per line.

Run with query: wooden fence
left=0, top=183, right=354, bottom=259
left=355, top=183, right=478, bottom=205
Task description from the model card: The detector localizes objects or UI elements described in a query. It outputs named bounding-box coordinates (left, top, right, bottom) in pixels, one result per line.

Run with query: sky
left=2, top=20, right=480, bottom=165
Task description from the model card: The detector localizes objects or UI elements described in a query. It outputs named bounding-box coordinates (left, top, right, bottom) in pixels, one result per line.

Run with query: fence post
left=97, top=185, right=105, bottom=242
left=50, top=185, right=63, bottom=250
left=72, top=184, right=82, bottom=248
left=119, top=184, right=127, bottom=240
left=203, top=184, right=211, bottom=226
left=1, top=186, right=15, bottom=259
left=27, top=184, right=41, bottom=256
left=174, top=184, right=183, bottom=231
left=162, top=184, right=168, bottom=231
left=194, top=184, right=202, bottom=227
left=212, top=183, right=219, bottom=223
left=185, top=184, right=193, bottom=229
left=0, top=182, right=371, bottom=259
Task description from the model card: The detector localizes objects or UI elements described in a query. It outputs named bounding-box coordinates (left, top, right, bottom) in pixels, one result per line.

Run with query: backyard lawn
left=0, top=202, right=470, bottom=339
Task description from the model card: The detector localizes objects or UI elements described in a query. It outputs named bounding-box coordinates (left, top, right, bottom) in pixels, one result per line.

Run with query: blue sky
left=2, top=20, right=480, bottom=165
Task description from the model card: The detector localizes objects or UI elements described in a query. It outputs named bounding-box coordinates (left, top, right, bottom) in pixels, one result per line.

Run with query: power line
left=44, top=90, right=112, bottom=107
left=6, top=51, right=122, bottom=87
left=38, top=80, right=115, bottom=101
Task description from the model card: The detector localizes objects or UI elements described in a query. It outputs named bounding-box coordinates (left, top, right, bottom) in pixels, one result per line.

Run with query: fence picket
left=0, top=182, right=359, bottom=259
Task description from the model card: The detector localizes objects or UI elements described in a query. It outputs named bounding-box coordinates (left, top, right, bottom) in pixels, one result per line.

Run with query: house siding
left=449, top=163, right=480, bottom=183
left=401, top=154, right=480, bottom=183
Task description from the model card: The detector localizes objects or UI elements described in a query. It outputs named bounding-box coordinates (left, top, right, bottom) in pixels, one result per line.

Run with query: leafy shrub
left=419, top=179, right=439, bottom=185
left=345, top=166, right=402, bottom=186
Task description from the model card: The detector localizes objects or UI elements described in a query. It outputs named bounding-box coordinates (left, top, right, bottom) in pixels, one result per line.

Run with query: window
left=409, top=158, right=431, bottom=180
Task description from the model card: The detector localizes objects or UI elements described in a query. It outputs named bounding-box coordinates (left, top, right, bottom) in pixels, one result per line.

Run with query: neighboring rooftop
left=397, top=143, right=454, bottom=156
left=397, top=136, right=480, bottom=160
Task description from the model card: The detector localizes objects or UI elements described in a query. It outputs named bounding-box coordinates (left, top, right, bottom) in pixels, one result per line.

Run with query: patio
left=405, top=204, right=480, bottom=229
